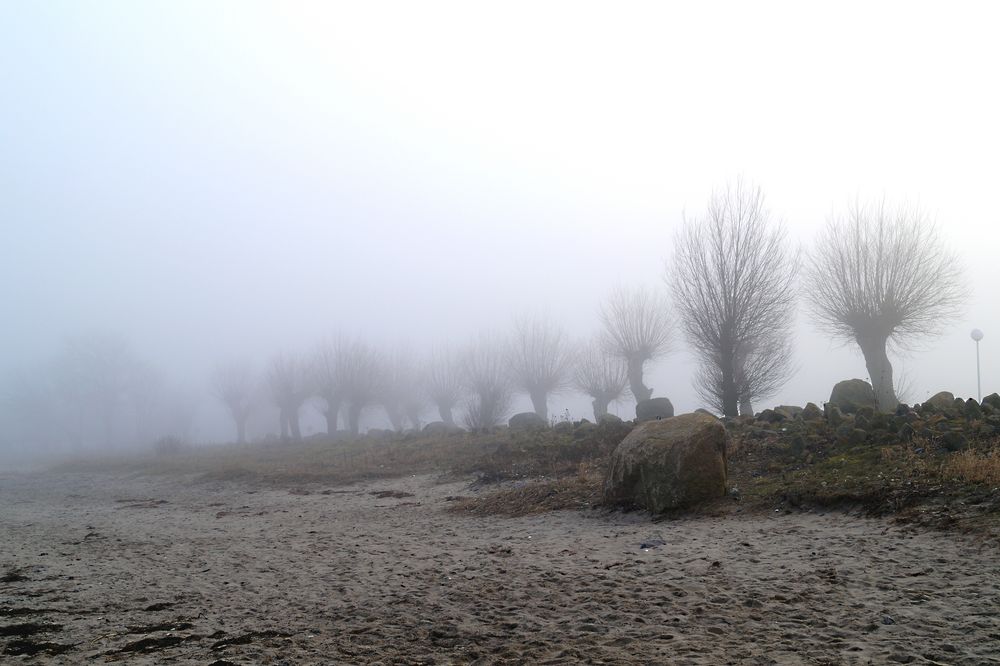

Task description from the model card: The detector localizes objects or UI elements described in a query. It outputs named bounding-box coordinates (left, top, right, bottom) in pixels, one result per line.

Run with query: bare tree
left=506, top=316, right=574, bottom=420
left=211, top=360, right=255, bottom=444
left=379, top=348, right=425, bottom=432
left=670, top=181, right=798, bottom=417
left=266, top=352, right=312, bottom=441
left=51, top=333, right=135, bottom=447
left=573, top=340, right=629, bottom=421
left=425, top=345, right=462, bottom=425
left=128, top=361, right=164, bottom=445
left=312, top=336, right=346, bottom=435
left=599, top=286, right=673, bottom=403
left=460, top=334, right=514, bottom=433
left=806, top=200, right=966, bottom=410
left=338, top=339, right=382, bottom=436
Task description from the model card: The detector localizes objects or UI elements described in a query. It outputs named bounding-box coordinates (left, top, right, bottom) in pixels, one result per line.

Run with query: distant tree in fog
left=599, top=286, right=673, bottom=403
left=506, top=316, right=574, bottom=421
left=573, top=340, right=629, bottom=421
left=425, top=345, right=462, bottom=426
left=211, top=360, right=256, bottom=444
left=2, top=368, right=59, bottom=450
left=52, top=333, right=135, bottom=447
left=312, top=336, right=346, bottom=435
left=460, top=334, right=513, bottom=432
left=806, top=200, right=966, bottom=410
left=266, top=353, right=312, bottom=442
left=128, top=361, right=164, bottom=444
left=379, top=349, right=426, bottom=432
left=670, top=181, right=798, bottom=417
left=337, top=339, right=383, bottom=436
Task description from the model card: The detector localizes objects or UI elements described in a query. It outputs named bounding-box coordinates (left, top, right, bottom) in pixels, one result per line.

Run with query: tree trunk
left=858, top=333, right=897, bottom=412
left=627, top=356, right=652, bottom=403
left=406, top=407, right=422, bottom=431
left=279, top=408, right=290, bottom=441
left=236, top=415, right=247, bottom=445
left=325, top=397, right=341, bottom=435
left=385, top=405, right=404, bottom=432
left=348, top=403, right=362, bottom=436
left=438, top=403, right=455, bottom=426
left=720, top=364, right=739, bottom=419
left=529, top=389, right=548, bottom=422
left=592, top=397, right=611, bottom=421
left=289, top=406, right=302, bottom=441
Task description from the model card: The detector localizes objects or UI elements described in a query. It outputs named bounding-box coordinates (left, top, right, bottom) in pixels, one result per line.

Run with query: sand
left=1, top=471, right=998, bottom=665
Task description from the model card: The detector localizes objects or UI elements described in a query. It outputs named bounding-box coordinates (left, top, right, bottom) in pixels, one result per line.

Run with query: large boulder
left=923, top=391, right=956, bottom=412
left=829, top=379, right=876, bottom=414
left=422, top=421, right=463, bottom=436
left=635, top=397, right=675, bottom=422
left=508, top=412, right=548, bottom=431
left=604, top=413, right=729, bottom=512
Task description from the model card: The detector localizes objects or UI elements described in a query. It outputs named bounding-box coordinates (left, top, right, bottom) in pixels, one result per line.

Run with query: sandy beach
left=1, top=471, right=998, bottom=665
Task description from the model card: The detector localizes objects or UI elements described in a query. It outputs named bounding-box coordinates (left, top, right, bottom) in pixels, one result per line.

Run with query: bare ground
left=1, top=471, right=999, bottom=665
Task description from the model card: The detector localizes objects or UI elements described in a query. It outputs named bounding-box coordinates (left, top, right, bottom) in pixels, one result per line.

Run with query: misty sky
left=2, top=1, right=999, bottom=440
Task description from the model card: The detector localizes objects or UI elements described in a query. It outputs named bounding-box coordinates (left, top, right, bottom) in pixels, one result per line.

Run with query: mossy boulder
left=801, top=403, right=823, bottom=420
left=604, top=413, right=728, bottom=512
left=635, top=397, right=675, bottom=422
left=922, top=391, right=956, bottom=412
left=422, top=421, right=463, bottom=436
left=509, top=412, right=548, bottom=431
left=829, top=379, right=876, bottom=414
left=598, top=413, right=623, bottom=425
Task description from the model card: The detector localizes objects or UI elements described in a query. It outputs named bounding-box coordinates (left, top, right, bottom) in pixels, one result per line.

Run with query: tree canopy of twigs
left=599, top=285, right=673, bottom=403
left=670, top=181, right=798, bottom=417
left=506, top=315, right=575, bottom=421
left=805, top=200, right=966, bottom=410
left=573, top=339, right=629, bottom=421
left=460, top=334, right=513, bottom=433
left=211, top=359, right=255, bottom=444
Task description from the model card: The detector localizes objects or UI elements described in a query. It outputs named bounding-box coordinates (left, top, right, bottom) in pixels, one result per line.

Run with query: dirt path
left=1, top=471, right=998, bottom=664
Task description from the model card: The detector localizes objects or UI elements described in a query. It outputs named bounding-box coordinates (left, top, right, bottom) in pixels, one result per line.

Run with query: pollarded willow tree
left=379, top=348, right=426, bottom=432
left=460, top=334, right=514, bottom=433
left=425, top=345, right=462, bottom=426
left=211, top=360, right=256, bottom=444
left=312, top=336, right=346, bottom=435
left=506, top=316, right=575, bottom=421
left=337, top=338, right=383, bottom=436
left=671, top=181, right=798, bottom=417
left=266, top=352, right=312, bottom=442
left=599, top=286, right=673, bottom=403
left=573, top=340, right=629, bottom=421
left=806, top=201, right=966, bottom=410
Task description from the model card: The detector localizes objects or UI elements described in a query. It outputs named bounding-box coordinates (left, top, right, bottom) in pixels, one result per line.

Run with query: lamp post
left=971, top=329, right=984, bottom=402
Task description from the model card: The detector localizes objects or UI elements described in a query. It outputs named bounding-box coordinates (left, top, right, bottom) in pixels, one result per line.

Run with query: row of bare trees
left=211, top=319, right=643, bottom=442
left=210, top=185, right=965, bottom=441
left=670, top=181, right=965, bottom=415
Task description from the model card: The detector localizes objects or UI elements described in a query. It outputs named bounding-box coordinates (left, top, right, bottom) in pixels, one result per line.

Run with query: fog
left=2, top=1, right=999, bottom=462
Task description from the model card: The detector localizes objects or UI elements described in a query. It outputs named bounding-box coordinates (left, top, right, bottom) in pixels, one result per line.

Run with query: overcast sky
left=2, top=1, right=999, bottom=440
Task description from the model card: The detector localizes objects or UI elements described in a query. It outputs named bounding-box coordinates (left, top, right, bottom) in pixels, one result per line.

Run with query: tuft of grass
left=942, top=447, right=1000, bottom=486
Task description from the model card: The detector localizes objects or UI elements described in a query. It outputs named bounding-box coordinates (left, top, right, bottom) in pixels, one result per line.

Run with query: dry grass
left=48, top=423, right=631, bottom=491
left=941, top=447, right=1000, bottom=486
